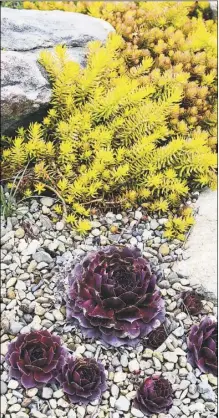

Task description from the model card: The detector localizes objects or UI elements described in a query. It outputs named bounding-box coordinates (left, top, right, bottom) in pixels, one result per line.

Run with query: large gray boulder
left=1, top=8, right=114, bottom=135
left=209, top=1, right=217, bottom=19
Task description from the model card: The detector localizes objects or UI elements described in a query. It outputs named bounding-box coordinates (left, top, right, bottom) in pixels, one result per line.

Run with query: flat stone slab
left=173, top=189, right=217, bottom=299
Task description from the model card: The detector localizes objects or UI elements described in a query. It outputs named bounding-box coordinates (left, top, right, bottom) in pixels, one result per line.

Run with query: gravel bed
left=0, top=195, right=217, bottom=418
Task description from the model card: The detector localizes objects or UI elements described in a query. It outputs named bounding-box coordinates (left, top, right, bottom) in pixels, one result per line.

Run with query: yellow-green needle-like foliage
left=2, top=35, right=217, bottom=238
left=22, top=1, right=217, bottom=141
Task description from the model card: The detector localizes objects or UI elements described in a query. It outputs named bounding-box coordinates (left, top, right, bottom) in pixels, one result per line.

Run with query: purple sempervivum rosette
left=187, top=316, right=217, bottom=376
left=5, top=330, right=67, bottom=388
left=134, top=375, right=173, bottom=415
left=66, top=246, right=165, bottom=347
left=182, top=290, right=203, bottom=315
left=56, top=356, right=107, bottom=404
left=146, top=324, right=168, bottom=350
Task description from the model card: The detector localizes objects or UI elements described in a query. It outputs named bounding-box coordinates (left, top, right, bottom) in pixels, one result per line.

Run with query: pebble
left=77, top=406, right=86, bottom=418
left=131, top=407, right=144, bottom=417
left=173, top=327, right=185, bottom=337
left=0, top=381, right=7, bottom=395
left=111, top=384, right=119, bottom=399
left=1, top=395, right=8, bottom=415
left=67, top=411, right=76, bottom=418
left=115, top=396, right=130, bottom=412
left=15, top=228, right=25, bottom=238
left=33, top=251, right=53, bottom=263
left=10, top=322, right=23, bottom=335
left=163, top=352, right=178, bottom=363
left=53, top=310, right=64, bottom=321
left=24, top=240, right=41, bottom=256
left=114, top=372, right=126, bottom=383
left=26, top=388, right=38, bottom=397
left=159, top=243, right=169, bottom=256
left=134, top=211, right=142, bottom=220
left=189, top=402, right=205, bottom=413
left=8, top=380, right=19, bottom=390
left=6, top=277, right=17, bottom=288
left=53, top=389, right=64, bottom=398
left=56, top=221, right=64, bottom=231
left=120, top=354, right=128, bottom=367
left=41, top=197, right=54, bottom=207
left=150, top=219, right=159, bottom=230
left=128, top=359, right=140, bottom=373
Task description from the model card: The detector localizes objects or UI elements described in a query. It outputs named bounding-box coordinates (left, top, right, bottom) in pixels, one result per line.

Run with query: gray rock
left=40, top=197, right=54, bottom=207
left=10, top=321, right=23, bottom=335
left=210, top=1, right=217, bottom=19
left=1, top=8, right=114, bottom=134
left=33, top=251, right=53, bottom=263
left=23, top=239, right=40, bottom=256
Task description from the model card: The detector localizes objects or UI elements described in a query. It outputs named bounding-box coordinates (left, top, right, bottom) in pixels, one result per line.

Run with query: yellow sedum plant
left=22, top=1, right=217, bottom=140
left=2, top=35, right=217, bottom=238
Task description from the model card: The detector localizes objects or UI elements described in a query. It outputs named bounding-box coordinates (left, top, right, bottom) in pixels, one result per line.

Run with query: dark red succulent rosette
left=66, top=246, right=165, bottom=347
left=5, top=330, right=67, bottom=388
left=146, top=323, right=168, bottom=349
left=56, top=356, right=107, bottom=404
left=134, top=375, right=173, bottom=415
left=187, top=316, right=218, bottom=376
left=181, top=290, right=203, bottom=315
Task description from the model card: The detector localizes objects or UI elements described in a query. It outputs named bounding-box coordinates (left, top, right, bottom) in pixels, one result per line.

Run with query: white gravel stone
left=142, top=230, right=153, bottom=241
left=189, top=402, right=205, bottom=413
left=1, top=395, right=7, bottom=415
left=24, top=240, right=40, bottom=256
left=134, top=211, right=142, bottom=220
left=131, top=407, right=144, bottom=417
left=15, top=280, right=26, bottom=291
left=26, top=388, right=38, bottom=397
left=120, top=353, right=128, bottom=367
left=41, top=197, right=54, bottom=207
left=128, top=358, right=140, bottom=373
left=115, top=395, right=130, bottom=412
left=77, top=406, right=86, bottom=418
left=53, top=389, right=64, bottom=398
left=33, top=251, right=53, bottom=263
left=91, top=228, right=101, bottom=237
left=6, top=277, right=17, bottom=288
left=163, top=352, right=178, bottom=363
left=179, top=380, right=190, bottom=390
left=8, top=380, right=19, bottom=390
left=111, top=384, right=119, bottom=399
left=56, top=221, right=64, bottom=231
left=53, top=309, right=64, bottom=321
left=42, top=387, right=53, bottom=399
left=173, top=326, right=184, bottom=337
left=67, top=411, right=76, bottom=418
left=114, top=372, right=126, bottom=383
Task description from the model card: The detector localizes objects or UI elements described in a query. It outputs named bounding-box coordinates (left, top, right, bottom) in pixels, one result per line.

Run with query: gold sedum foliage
left=22, top=1, right=217, bottom=141
left=2, top=36, right=217, bottom=238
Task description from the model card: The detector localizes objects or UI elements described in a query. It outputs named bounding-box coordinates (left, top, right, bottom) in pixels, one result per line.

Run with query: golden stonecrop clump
left=22, top=1, right=217, bottom=140
left=2, top=35, right=217, bottom=238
